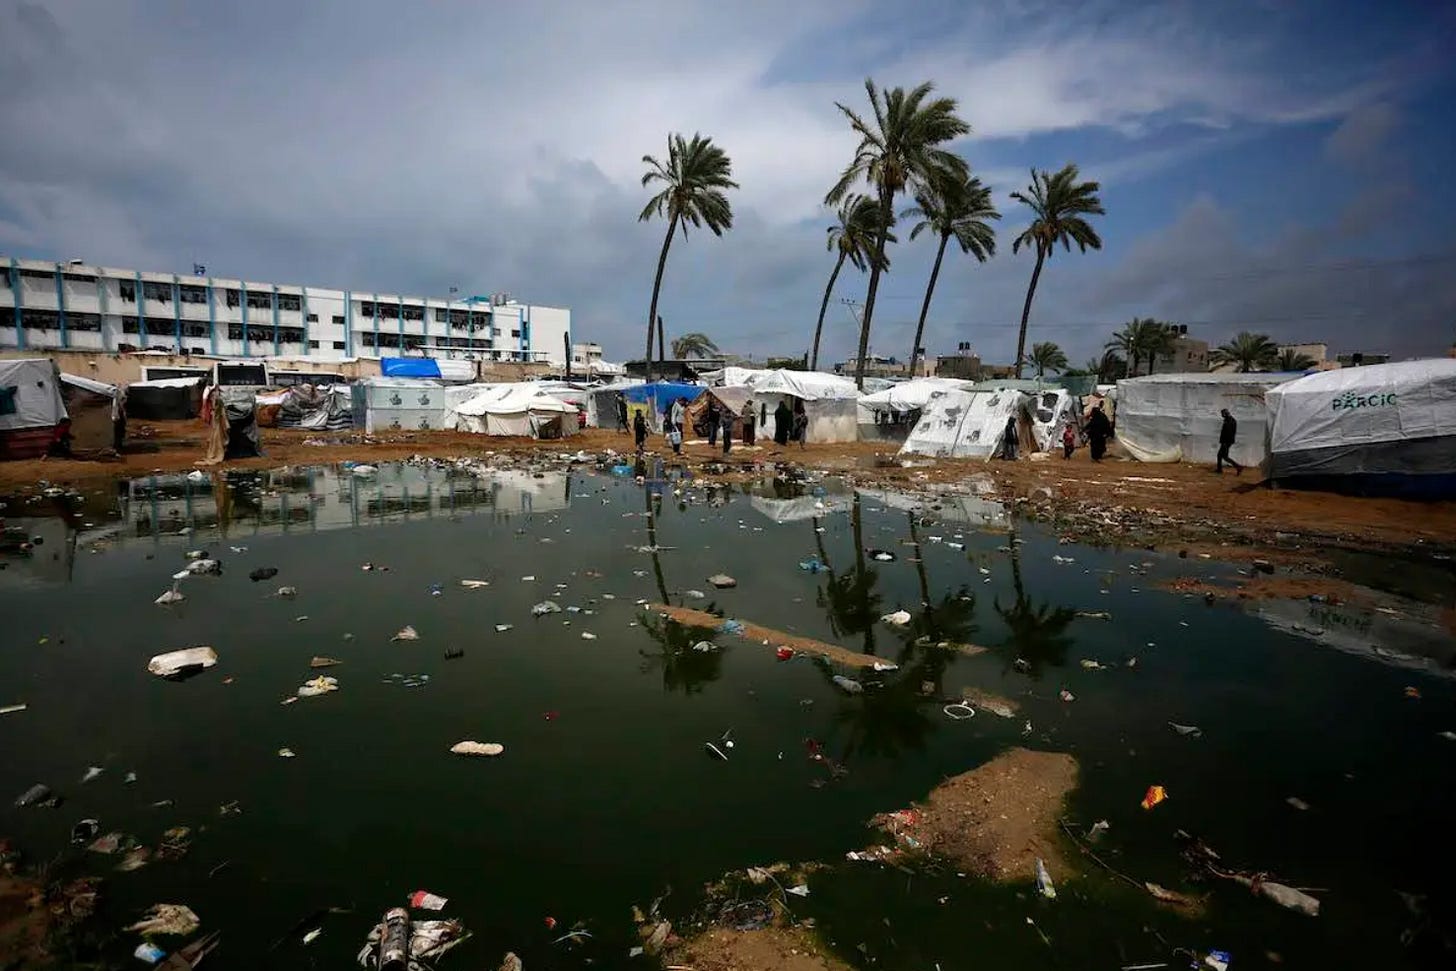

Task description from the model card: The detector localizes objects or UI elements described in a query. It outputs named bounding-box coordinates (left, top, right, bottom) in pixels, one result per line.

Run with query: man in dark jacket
left=1216, top=408, right=1243, bottom=475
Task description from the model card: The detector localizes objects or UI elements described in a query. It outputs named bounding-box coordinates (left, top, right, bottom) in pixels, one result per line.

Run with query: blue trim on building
left=9, top=259, right=23, bottom=349
left=240, top=282, right=249, bottom=356
left=207, top=280, right=218, bottom=355
left=271, top=285, right=280, bottom=355
left=97, top=267, right=111, bottom=352
left=53, top=265, right=69, bottom=348
left=301, top=288, right=309, bottom=351
left=397, top=297, right=404, bottom=347
left=422, top=298, right=429, bottom=346
left=372, top=291, right=379, bottom=354
left=171, top=276, right=182, bottom=349
left=519, top=305, right=528, bottom=361
left=136, top=272, right=146, bottom=350
left=344, top=289, right=352, bottom=354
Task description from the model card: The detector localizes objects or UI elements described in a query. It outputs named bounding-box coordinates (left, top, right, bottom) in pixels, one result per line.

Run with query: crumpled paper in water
left=126, top=904, right=200, bottom=936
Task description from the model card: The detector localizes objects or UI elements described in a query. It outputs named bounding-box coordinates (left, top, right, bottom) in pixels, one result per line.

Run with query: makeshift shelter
left=450, top=384, right=578, bottom=438
left=380, top=356, right=477, bottom=383
left=1265, top=359, right=1456, bottom=497
left=898, top=389, right=1034, bottom=460
left=624, top=382, right=707, bottom=433
left=684, top=386, right=753, bottom=440
left=350, top=378, right=447, bottom=433
left=747, top=370, right=859, bottom=444
left=0, top=358, right=66, bottom=459
left=1115, top=373, right=1296, bottom=466
left=202, top=387, right=261, bottom=463
left=857, top=378, right=973, bottom=441
left=127, top=376, right=205, bottom=420
left=586, top=382, right=644, bottom=430
left=1027, top=388, right=1081, bottom=451
left=275, top=384, right=353, bottom=431
left=59, top=373, right=121, bottom=452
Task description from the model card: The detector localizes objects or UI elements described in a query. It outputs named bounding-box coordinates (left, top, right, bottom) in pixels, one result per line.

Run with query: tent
left=380, top=356, right=477, bottom=383
left=857, top=378, right=973, bottom=441
left=127, top=376, right=206, bottom=420
left=684, top=386, right=754, bottom=440
left=59, top=373, right=121, bottom=452
left=0, top=358, right=66, bottom=459
left=898, top=389, right=1033, bottom=460
left=748, top=370, right=859, bottom=444
left=350, top=377, right=447, bottom=433
left=202, top=387, right=262, bottom=463
left=451, top=384, right=578, bottom=438
left=1027, top=388, right=1081, bottom=451
left=624, top=382, right=707, bottom=433
left=585, top=381, right=643, bottom=430
left=1115, top=373, right=1297, bottom=466
left=276, top=384, right=354, bottom=431
left=1265, top=359, right=1456, bottom=497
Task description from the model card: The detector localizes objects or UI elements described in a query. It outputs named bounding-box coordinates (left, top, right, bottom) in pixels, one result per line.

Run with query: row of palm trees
left=1008, top=325, right=1317, bottom=382
left=638, top=80, right=1106, bottom=386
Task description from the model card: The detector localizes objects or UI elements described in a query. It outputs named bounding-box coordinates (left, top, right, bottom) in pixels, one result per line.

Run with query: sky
left=2, top=0, right=1454, bottom=367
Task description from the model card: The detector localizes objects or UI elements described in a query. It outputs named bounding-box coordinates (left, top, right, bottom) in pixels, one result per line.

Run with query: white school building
left=0, top=255, right=571, bottom=365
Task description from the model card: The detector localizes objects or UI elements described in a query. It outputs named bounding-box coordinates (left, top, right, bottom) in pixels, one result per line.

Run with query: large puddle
left=2, top=460, right=1454, bottom=969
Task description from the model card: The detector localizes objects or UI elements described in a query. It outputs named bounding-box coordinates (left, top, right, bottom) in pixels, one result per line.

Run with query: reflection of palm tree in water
left=637, top=456, right=670, bottom=603
left=901, top=511, right=979, bottom=696
left=814, top=495, right=881, bottom=655
left=638, top=616, right=724, bottom=694
left=993, top=522, right=1075, bottom=677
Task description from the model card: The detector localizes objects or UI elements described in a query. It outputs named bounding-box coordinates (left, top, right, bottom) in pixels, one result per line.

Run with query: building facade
left=1, top=255, right=571, bottom=365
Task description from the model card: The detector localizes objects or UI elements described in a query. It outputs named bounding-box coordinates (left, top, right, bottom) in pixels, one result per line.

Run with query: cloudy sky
left=2, top=0, right=1453, bottom=366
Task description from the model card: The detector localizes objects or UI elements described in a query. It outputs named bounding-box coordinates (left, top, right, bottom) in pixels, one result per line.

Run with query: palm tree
left=1106, top=317, right=1170, bottom=377
left=1276, top=347, right=1317, bottom=371
left=640, top=133, right=738, bottom=380
left=901, top=173, right=998, bottom=376
left=670, top=332, right=720, bottom=359
left=826, top=79, right=971, bottom=390
left=1096, top=350, right=1127, bottom=383
left=1011, top=164, right=1105, bottom=377
left=1027, top=341, right=1068, bottom=378
left=811, top=195, right=894, bottom=372
left=1211, top=331, right=1280, bottom=372
left=1142, top=321, right=1178, bottom=375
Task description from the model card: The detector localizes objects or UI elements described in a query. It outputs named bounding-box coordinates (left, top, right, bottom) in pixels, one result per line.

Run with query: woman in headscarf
left=773, top=399, right=792, bottom=446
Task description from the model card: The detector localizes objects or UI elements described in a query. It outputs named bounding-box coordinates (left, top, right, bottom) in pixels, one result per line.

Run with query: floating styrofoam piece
left=450, top=741, right=505, bottom=757
left=147, top=647, right=218, bottom=678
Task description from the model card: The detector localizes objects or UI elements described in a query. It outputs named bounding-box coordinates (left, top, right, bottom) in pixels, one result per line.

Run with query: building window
left=145, top=317, right=174, bottom=336
left=360, top=333, right=375, bottom=347
left=379, top=304, right=399, bottom=321
left=225, top=289, right=241, bottom=308
left=279, top=327, right=305, bottom=344
left=435, top=308, right=448, bottom=322
left=181, top=322, right=208, bottom=338
left=62, top=272, right=95, bottom=284
left=227, top=324, right=246, bottom=340
left=65, top=312, right=100, bottom=332
left=142, top=282, right=172, bottom=302
left=306, top=313, right=318, bottom=322
left=510, top=329, right=520, bottom=338
left=403, top=305, right=423, bottom=321
left=121, top=317, right=140, bottom=334
left=359, top=300, right=375, bottom=317
left=378, top=333, right=400, bottom=348
left=279, top=294, right=301, bottom=312
left=119, top=281, right=137, bottom=302
left=404, top=335, right=423, bottom=351
left=246, top=292, right=271, bottom=310
left=20, top=269, right=51, bottom=280
left=178, top=284, right=207, bottom=304
left=332, top=340, right=345, bottom=350
left=332, top=315, right=345, bottom=325
left=308, top=340, right=320, bottom=349
left=22, top=310, right=60, bottom=330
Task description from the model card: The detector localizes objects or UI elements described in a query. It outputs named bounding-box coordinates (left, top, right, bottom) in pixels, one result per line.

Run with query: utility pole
left=839, top=298, right=863, bottom=374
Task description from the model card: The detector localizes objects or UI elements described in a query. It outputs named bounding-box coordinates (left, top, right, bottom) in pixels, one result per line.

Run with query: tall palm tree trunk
left=908, top=232, right=949, bottom=377
left=645, top=487, right=669, bottom=603
left=810, top=253, right=846, bottom=372
left=657, top=316, right=666, bottom=372
left=1013, top=244, right=1046, bottom=379
left=853, top=190, right=894, bottom=390
left=646, top=214, right=678, bottom=382
left=851, top=495, right=875, bottom=655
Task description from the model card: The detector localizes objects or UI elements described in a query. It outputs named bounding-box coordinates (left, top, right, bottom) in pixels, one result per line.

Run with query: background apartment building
left=1, top=255, right=571, bottom=365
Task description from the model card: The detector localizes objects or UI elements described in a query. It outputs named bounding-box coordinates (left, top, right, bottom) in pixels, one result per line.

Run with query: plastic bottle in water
left=379, top=908, right=410, bottom=970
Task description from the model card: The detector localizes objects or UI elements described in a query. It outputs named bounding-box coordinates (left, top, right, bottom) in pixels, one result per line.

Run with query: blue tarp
left=624, top=382, right=706, bottom=411
left=380, top=357, right=443, bottom=379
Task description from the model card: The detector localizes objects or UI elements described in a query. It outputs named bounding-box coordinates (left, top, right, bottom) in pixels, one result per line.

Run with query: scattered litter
left=444, top=648, right=464, bottom=660
left=868, top=549, right=896, bottom=561
left=494, top=624, right=514, bottom=633
left=72, top=819, right=100, bottom=844
left=126, top=903, right=200, bottom=936
left=1141, top=785, right=1168, bottom=810
left=124, top=771, right=137, bottom=784
left=1058, top=689, right=1075, bottom=702
left=1088, top=820, right=1110, bottom=842
left=717, top=619, right=745, bottom=635
left=685, top=588, right=706, bottom=599
left=409, top=890, right=449, bottom=911
left=798, top=557, right=825, bottom=573
left=946, top=541, right=965, bottom=550
left=705, top=741, right=729, bottom=760
left=147, top=647, right=218, bottom=679
left=278, top=748, right=296, bottom=758
left=581, top=632, right=597, bottom=640
left=275, top=586, right=297, bottom=599
left=1076, top=610, right=1111, bottom=620
left=832, top=675, right=864, bottom=694
left=881, top=609, right=911, bottom=626
left=1169, top=722, right=1202, bottom=737
left=942, top=703, right=975, bottom=720
left=460, top=579, right=490, bottom=589
left=707, top=573, right=737, bottom=588
left=785, top=884, right=811, bottom=897
left=248, top=567, right=278, bottom=582
left=1230, top=875, right=1320, bottom=916
left=1052, top=555, right=1075, bottom=565
left=1204, top=949, right=1233, bottom=971
left=872, top=661, right=899, bottom=672
left=1404, top=686, right=1421, bottom=699
left=520, top=575, right=536, bottom=582
left=391, top=626, right=420, bottom=642
left=310, top=657, right=342, bottom=669
left=1145, top=882, right=1198, bottom=907
left=1286, top=796, right=1311, bottom=811
left=350, top=465, right=377, bottom=476
left=302, top=928, right=322, bottom=945
left=531, top=600, right=562, bottom=616
left=154, top=589, right=186, bottom=606
left=775, top=647, right=794, bottom=660
left=296, top=676, right=339, bottom=698
left=450, top=741, right=505, bottom=757
left=0, top=702, right=25, bottom=715
left=1034, top=858, right=1057, bottom=899
left=691, top=640, right=716, bottom=652
left=1440, top=731, right=1456, bottom=741
left=229, top=546, right=248, bottom=553
left=134, top=943, right=167, bottom=964
left=87, top=832, right=122, bottom=854
left=1079, top=659, right=1105, bottom=670
left=81, top=766, right=103, bottom=784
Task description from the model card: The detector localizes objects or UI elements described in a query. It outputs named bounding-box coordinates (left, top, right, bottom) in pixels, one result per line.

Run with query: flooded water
left=2, top=460, right=1454, bottom=969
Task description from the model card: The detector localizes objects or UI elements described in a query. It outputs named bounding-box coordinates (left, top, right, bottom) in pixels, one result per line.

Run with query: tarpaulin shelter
left=127, top=376, right=205, bottom=420
left=684, top=386, right=753, bottom=439
left=624, top=382, right=706, bottom=433
left=59, top=373, right=121, bottom=452
left=585, top=380, right=643, bottom=429
left=1266, top=359, right=1456, bottom=497
left=450, top=384, right=578, bottom=438
left=898, top=389, right=1033, bottom=460
left=857, top=378, right=973, bottom=441
left=202, top=387, right=262, bottom=464
left=380, top=356, right=477, bottom=383
left=0, top=358, right=66, bottom=459
left=747, top=369, right=859, bottom=444
left=350, top=377, right=447, bottom=433
left=1115, top=372, right=1296, bottom=466
left=276, top=384, right=353, bottom=431
left=1027, top=388, right=1081, bottom=451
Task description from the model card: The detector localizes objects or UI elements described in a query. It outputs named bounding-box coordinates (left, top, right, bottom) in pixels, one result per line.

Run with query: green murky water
left=1, top=460, right=1453, bottom=970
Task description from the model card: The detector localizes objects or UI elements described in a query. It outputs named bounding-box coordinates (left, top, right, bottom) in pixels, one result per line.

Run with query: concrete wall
left=0, top=349, right=382, bottom=386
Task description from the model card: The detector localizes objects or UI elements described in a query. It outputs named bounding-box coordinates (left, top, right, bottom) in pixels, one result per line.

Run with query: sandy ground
left=865, top=747, right=1080, bottom=883
left=0, top=872, right=49, bottom=970
left=668, top=924, right=853, bottom=971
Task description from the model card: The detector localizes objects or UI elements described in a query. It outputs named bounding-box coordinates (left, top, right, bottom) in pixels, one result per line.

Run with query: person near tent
left=705, top=397, right=720, bottom=446
left=1216, top=408, right=1243, bottom=475
left=112, top=384, right=128, bottom=452
left=668, top=397, right=687, bottom=455
left=1061, top=423, right=1077, bottom=459
left=793, top=400, right=808, bottom=449
left=741, top=400, right=756, bottom=445
left=46, top=418, right=74, bottom=458
left=1086, top=403, right=1112, bottom=462
left=633, top=411, right=648, bottom=452
left=719, top=404, right=734, bottom=455
left=1000, top=415, right=1018, bottom=460
left=616, top=393, right=629, bottom=433
left=773, top=400, right=792, bottom=446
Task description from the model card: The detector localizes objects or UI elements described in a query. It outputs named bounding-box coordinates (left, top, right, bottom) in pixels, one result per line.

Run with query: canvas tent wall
left=350, top=377, right=447, bottom=433
left=898, top=389, right=1033, bottom=460
left=276, top=384, right=353, bottom=431
left=0, top=358, right=66, bottom=459
left=1115, top=373, right=1295, bottom=466
left=857, top=378, right=973, bottom=441
left=749, top=369, right=859, bottom=444
left=585, top=381, right=644, bottom=429
left=59, top=373, right=120, bottom=451
left=684, top=386, right=753, bottom=439
left=127, top=376, right=205, bottom=420
left=1265, top=359, right=1456, bottom=497
left=451, top=385, right=578, bottom=438
left=1027, top=388, right=1080, bottom=451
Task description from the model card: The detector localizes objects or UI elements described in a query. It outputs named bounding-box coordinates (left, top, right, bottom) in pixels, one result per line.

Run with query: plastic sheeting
left=684, top=386, right=753, bottom=439
left=1266, top=359, right=1456, bottom=495
left=0, top=358, right=65, bottom=431
left=451, top=384, right=578, bottom=438
left=898, top=390, right=1030, bottom=460
left=749, top=369, right=859, bottom=401
left=379, top=357, right=477, bottom=382
left=858, top=378, right=972, bottom=419
left=1028, top=388, right=1080, bottom=451
left=1115, top=373, right=1296, bottom=466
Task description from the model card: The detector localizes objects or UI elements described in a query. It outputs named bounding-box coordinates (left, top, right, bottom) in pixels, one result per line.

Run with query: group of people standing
left=617, top=392, right=760, bottom=456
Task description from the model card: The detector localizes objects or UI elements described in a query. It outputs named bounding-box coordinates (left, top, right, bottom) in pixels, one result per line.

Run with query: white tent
left=1265, top=359, right=1456, bottom=496
left=0, top=358, right=66, bottom=432
left=898, top=389, right=1030, bottom=460
left=749, top=493, right=854, bottom=523
left=451, top=384, right=578, bottom=438
left=748, top=369, right=860, bottom=444
left=1115, top=372, right=1297, bottom=466
left=1027, top=388, right=1080, bottom=451
left=857, top=378, right=973, bottom=424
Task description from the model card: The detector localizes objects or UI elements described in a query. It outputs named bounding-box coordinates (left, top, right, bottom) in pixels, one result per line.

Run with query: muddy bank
left=647, top=604, right=891, bottom=669
left=668, top=924, right=853, bottom=971
left=1163, top=573, right=1376, bottom=606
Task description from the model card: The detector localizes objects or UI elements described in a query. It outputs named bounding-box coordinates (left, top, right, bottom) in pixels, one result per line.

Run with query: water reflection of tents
left=1254, top=596, right=1456, bottom=678
left=749, top=493, right=853, bottom=523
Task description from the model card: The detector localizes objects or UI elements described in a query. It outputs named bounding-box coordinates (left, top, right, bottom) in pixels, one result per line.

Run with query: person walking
left=1061, top=423, right=1077, bottom=459
left=1000, top=415, right=1019, bottom=460
left=1086, top=403, right=1111, bottom=462
left=668, top=397, right=687, bottom=455
left=1216, top=407, right=1243, bottom=475
left=741, top=400, right=756, bottom=445
left=706, top=398, right=720, bottom=447
left=720, top=404, right=734, bottom=454
left=792, top=400, right=808, bottom=449
left=633, top=411, right=648, bottom=452
left=616, top=393, right=629, bottom=433
left=773, top=400, right=792, bottom=446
